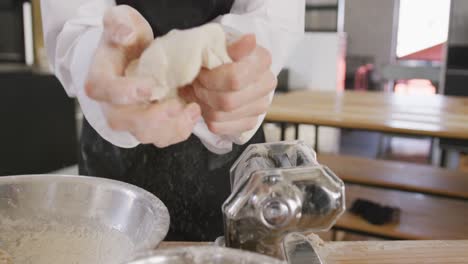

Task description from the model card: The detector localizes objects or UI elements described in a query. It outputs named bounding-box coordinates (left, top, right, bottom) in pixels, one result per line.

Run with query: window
left=397, top=0, right=451, bottom=58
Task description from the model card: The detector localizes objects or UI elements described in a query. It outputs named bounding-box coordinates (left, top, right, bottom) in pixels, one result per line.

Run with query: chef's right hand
left=84, top=5, right=201, bottom=148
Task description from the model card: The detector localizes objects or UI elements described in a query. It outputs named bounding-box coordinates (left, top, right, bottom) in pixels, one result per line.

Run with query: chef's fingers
left=84, top=5, right=155, bottom=105
left=177, top=85, right=197, bottom=103
left=197, top=37, right=271, bottom=92
left=227, top=34, right=257, bottom=61
left=206, top=117, right=259, bottom=136
left=85, top=72, right=153, bottom=105
left=153, top=104, right=201, bottom=147
left=103, top=5, right=154, bottom=60
left=193, top=70, right=277, bottom=111
left=105, top=100, right=201, bottom=146
left=202, top=94, right=270, bottom=123
left=105, top=98, right=186, bottom=131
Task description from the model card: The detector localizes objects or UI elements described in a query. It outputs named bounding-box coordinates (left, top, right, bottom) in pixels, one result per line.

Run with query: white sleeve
left=199, top=0, right=304, bottom=152
left=41, top=0, right=140, bottom=148
left=41, top=0, right=304, bottom=153
left=215, top=0, right=305, bottom=75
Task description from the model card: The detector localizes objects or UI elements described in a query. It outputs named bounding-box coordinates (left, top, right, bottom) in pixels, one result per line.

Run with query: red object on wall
left=399, top=43, right=444, bottom=62
left=354, top=64, right=374, bottom=91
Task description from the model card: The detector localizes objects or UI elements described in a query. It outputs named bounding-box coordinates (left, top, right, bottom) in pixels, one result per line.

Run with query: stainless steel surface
left=223, top=141, right=345, bottom=259
left=0, top=175, right=169, bottom=253
left=126, top=246, right=285, bottom=264
left=382, top=63, right=441, bottom=82
left=283, top=234, right=323, bottom=264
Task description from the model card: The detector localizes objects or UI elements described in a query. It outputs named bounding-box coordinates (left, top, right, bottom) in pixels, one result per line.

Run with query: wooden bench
left=335, top=185, right=468, bottom=240
left=314, top=155, right=468, bottom=239
left=318, top=154, right=468, bottom=199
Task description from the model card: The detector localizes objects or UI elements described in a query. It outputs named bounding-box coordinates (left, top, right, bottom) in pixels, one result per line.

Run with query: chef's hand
left=179, top=35, right=276, bottom=136
left=85, top=5, right=201, bottom=148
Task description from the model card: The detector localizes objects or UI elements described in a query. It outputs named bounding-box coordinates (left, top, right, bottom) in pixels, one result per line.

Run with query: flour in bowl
left=0, top=249, right=12, bottom=264
left=0, top=218, right=135, bottom=264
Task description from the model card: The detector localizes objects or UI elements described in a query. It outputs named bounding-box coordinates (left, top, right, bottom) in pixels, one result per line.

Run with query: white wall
left=283, top=32, right=345, bottom=154
left=306, top=0, right=337, bottom=4
left=285, top=32, right=346, bottom=91
left=343, top=0, right=399, bottom=72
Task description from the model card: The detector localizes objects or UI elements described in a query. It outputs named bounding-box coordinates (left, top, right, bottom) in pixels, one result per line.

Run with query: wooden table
left=266, top=90, right=468, bottom=140
left=159, top=241, right=468, bottom=263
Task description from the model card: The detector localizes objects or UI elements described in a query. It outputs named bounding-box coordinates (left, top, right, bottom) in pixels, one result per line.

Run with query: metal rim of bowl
left=0, top=174, right=170, bottom=250
left=126, top=246, right=285, bottom=264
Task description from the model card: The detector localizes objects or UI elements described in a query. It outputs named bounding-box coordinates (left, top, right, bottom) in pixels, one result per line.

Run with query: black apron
left=79, top=0, right=266, bottom=242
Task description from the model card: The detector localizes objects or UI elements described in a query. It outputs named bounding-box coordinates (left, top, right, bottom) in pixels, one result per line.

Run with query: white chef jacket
left=40, top=0, right=304, bottom=153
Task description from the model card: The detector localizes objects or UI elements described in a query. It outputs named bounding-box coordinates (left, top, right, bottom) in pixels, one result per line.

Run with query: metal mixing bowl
left=0, top=175, right=169, bottom=261
left=126, top=246, right=285, bottom=264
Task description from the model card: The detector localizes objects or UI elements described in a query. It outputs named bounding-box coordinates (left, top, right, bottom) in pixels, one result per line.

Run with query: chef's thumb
left=228, top=34, right=256, bottom=62
left=102, top=5, right=154, bottom=56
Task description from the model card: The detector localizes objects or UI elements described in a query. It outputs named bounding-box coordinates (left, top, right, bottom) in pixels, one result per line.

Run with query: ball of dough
left=125, top=23, right=232, bottom=101
left=125, top=23, right=259, bottom=149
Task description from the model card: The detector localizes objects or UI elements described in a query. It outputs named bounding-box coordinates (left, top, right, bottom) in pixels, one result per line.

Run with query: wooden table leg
left=280, top=122, right=286, bottom=141
left=315, top=125, right=319, bottom=153
left=294, top=123, right=299, bottom=140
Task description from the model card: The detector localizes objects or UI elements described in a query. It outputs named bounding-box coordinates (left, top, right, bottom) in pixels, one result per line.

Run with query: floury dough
left=125, top=23, right=257, bottom=148
left=0, top=218, right=135, bottom=264
left=125, top=23, right=232, bottom=101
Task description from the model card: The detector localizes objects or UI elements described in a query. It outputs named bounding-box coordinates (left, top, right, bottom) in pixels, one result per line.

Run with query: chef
left=40, top=0, right=304, bottom=241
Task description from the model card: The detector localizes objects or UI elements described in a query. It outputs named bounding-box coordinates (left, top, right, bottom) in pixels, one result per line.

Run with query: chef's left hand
left=179, top=35, right=277, bottom=136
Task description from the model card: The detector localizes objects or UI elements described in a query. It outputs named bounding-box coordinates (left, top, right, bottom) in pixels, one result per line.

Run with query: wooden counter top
left=315, top=240, right=468, bottom=264
left=160, top=240, right=468, bottom=263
